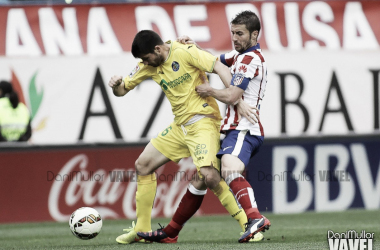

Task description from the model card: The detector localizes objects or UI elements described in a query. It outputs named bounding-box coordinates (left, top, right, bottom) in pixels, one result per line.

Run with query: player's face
left=231, top=24, right=253, bottom=53
left=140, top=53, right=164, bottom=67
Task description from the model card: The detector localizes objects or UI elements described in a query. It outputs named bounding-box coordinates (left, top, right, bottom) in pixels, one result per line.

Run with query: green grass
left=0, top=209, right=379, bottom=250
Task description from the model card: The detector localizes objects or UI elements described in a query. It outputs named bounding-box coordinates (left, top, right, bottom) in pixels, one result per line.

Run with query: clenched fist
left=108, top=75, right=123, bottom=88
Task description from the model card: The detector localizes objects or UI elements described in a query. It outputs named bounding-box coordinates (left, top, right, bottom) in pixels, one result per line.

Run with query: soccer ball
left=69, top=207, right=102, bottom=240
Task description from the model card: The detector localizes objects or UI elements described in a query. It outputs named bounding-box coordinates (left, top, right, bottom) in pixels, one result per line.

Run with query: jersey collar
left=241, top=43, right=261, bottom=54
left=164, top=40, right=173, bottom=63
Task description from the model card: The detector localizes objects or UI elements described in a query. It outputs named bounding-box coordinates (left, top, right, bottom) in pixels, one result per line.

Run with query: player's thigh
left=186, top=118, right=221, bottom=172
left=220, top=154, right=245, bottom=179
left=218, top=130, right=263, bottom=169
left=151, top=122, right=190, bottom=163
left=190, top=173, right=207, bottom=191
left=136, top=142, right=171, bottom=175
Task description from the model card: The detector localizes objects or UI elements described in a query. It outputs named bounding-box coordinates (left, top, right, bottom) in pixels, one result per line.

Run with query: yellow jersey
left=0, top=98, right=30, bottom=141
left=123, top=40, right=222, bottom=125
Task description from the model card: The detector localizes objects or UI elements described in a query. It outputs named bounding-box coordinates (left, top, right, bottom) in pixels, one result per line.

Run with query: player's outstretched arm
left=108, top=75, right=128, bottom=96
left=195, top=75, right=259, bottom=125
left=196, top=74, right=243, bottom=106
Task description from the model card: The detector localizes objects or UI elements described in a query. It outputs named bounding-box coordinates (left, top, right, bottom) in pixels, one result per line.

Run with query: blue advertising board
left=246, top=135, right=380, bottom=213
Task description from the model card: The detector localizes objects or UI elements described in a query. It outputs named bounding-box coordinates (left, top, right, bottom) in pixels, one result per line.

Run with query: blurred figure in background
left=0, top=80, right=32, bottom=142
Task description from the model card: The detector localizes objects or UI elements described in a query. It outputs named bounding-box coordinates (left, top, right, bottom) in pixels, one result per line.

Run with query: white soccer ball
left=69, top=207, right=102, bottom=240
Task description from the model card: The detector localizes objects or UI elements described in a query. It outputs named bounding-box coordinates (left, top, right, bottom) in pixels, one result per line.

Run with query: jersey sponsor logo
left=172, top=61, right=180, bottom=72
left=233, top=72, right=245, bottom=86
left=128, top=65, right=140, bottom=78
left=194, top=144, right=208, bottom=156
left=159, top=79, right=168, bottom=90
left=188, top=45, right=193, bottom=49
left=202, top=103, right=208, bottom=108
left=238, top=65, right=247, bottom=73
left=159, top=73, right=191, bottom=91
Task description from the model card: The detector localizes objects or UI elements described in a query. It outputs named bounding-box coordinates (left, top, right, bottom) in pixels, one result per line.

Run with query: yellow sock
left=212, top=180, right=248, bottom=231
left=135, top=173, right=157, bottom=232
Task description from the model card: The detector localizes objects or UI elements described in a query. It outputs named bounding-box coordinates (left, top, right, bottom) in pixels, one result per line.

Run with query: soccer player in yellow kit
left=109, top=30, right=252, bottom=244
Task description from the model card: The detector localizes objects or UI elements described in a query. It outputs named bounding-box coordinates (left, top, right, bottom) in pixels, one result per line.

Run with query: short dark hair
left=0, top=80, right=19, bottom=108
left=131, top=30, right=164, bottom=58
left=0, top=80, right=12, bottom=95
left=231, top=11, right=261, bottom=35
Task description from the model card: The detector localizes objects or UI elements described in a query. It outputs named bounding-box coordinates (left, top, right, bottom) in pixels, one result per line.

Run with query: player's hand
left=195, top=75, right=212, bottom=98
left=108, top=75, right=123, bottom=88
left=177, top=35, right=195, bottom=45
left=236, top=100, right=259, bottom=125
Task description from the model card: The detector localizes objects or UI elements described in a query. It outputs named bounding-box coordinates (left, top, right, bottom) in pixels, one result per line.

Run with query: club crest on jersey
left=129, top=65, right=140, bottom=78
left=238, top=65, right=247, bottom=73
left=233, top=73, right=245, bottom=86
left=172, top=61, right=180, bottom=72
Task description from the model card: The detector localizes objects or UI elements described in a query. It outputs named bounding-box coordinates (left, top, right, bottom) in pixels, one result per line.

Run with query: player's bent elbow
left=226, top=95, right=239, bottom=106
left=113, top=92, right=124, bottom=97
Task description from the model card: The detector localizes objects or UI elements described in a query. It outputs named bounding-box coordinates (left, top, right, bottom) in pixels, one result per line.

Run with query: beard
left=234, top=44, right=244, bottom=53
left=235, top=34, right=253, bottom=53
left=235, top=41, right=252, bottom=53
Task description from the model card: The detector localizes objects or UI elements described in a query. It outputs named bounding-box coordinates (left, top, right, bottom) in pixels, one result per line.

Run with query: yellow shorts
left=151, top=117, right=221, bottom=173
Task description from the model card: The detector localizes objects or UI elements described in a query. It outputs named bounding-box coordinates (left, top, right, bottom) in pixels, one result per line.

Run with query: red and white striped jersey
left=219, top=43, right=267, bottom=136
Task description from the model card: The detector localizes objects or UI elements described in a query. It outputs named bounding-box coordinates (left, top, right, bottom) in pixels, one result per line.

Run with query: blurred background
left=0, top=0, right=379, bottom=223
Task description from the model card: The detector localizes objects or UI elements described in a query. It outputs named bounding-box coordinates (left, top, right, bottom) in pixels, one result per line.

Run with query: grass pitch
left=0, top=209, right=379, bottom=250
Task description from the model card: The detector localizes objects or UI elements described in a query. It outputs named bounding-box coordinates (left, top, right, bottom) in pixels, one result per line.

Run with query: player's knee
left=221, top=163, right=235, bottom=180
left=200, top=167, right=220, bottom=189
left=220, top=155, right=244, bottom=180
left=190, top=175, right=207, bottom=190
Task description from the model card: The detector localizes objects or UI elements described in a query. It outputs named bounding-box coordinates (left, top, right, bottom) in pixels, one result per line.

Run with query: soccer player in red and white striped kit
left=138, top=10, right=271, bottom=243
left=195, top=10, right=271, bottom=243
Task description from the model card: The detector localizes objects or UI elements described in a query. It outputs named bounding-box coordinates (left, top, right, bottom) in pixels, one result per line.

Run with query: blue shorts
left=217, top=130, right=264, bottom=167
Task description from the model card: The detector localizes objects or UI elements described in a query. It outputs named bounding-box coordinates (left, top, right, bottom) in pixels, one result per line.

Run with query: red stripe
left=254, top=68, right=259, bottom=78
left=256, top=76, right=263, bottom=107
left=233, top=105, right=239, bottom=125
left=229, top=125, right=238, bottom=130
left=255, top=51, right=265, bottom=107
left=225, top=56, right=234, bottom=67
left=232, top=55, right=238, bottom=69
left=221, top=106, right=231, bottom=130
left=241, top=55, right=253, bottom=65
left=258, top=120, right=264, bottom=136
left=253, top=50, right=265, bottom=62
